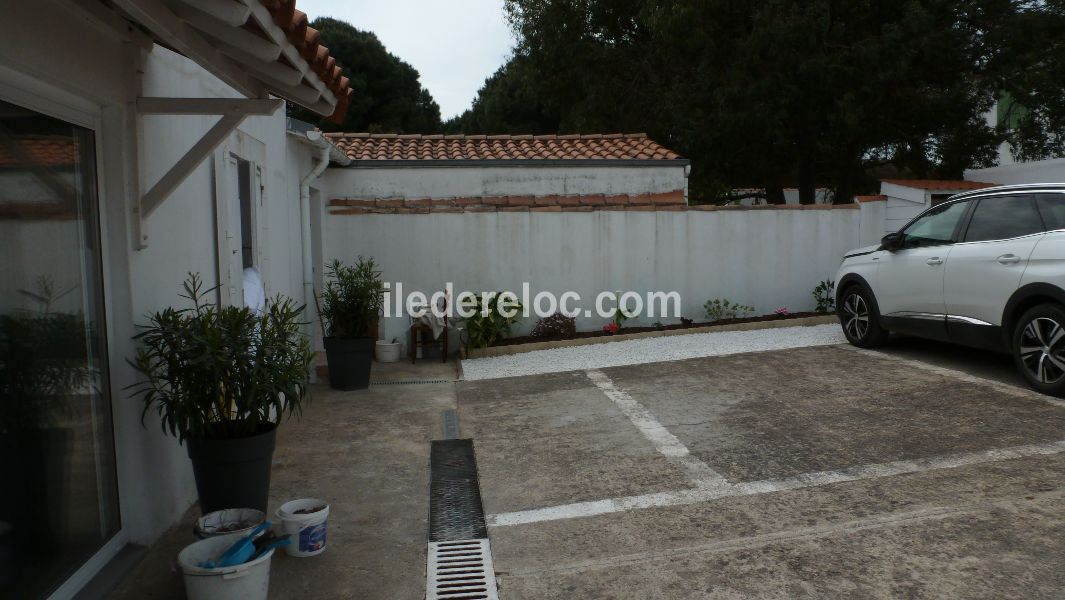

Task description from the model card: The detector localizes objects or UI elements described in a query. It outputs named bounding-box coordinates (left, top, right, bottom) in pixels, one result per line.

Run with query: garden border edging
left=463, top=314, right=838, bottom=359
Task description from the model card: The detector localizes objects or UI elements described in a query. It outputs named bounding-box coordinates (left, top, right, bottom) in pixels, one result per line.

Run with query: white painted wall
left=966, top=157, right=1065, bottom=186
left=0, top=0, right=316, bottom=568
left=323, top=163, right=689, bottom=200
left=321, top=208, right=864, bottom=352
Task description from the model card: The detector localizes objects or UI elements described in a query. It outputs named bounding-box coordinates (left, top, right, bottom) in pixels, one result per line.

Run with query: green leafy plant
left=463, top=293, right=522, bottom=349
left=319, top=257, right=384, bottom=338
left=610, top=291, right=635, bottom=329
left=129, top=274, right=313, bottom=442
left=704, top=298, right=754, bottom=321
left=531, top=313, right=577, bottom=339
left=813, top=280, right=836, bottom=313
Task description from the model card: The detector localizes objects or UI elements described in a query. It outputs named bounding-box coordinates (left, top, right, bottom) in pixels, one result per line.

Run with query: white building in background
left=966, top=100, right=1065, bottom=185
left=0, top=1, right=350, bottom=597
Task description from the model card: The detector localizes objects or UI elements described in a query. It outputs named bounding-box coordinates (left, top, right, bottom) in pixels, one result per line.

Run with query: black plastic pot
left=186, top=425, right=276, bottom=514
left=323, top=336, right=375, bottom=391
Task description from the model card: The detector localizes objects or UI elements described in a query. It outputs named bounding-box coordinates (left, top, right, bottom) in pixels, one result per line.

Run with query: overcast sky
left=298, top=0, right=516, bottom=120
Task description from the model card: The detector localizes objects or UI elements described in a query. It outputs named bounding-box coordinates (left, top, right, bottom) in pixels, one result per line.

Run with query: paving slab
left=458, top=371, right=691, bottom=514
left=462, top=344, right=1065, bottom=598
left=110, top=360, right=458, bottom=600
left=603, top=345, right=1065, bottom=481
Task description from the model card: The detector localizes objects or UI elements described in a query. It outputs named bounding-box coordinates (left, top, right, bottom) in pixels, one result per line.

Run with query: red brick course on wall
left=328, top=192, right=860, bottom=215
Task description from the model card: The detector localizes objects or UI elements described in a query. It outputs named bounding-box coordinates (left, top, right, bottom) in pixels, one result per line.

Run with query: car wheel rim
left=842, top=293, right=870, bottom=340
left=1019, top=317, right=1065, bottom=384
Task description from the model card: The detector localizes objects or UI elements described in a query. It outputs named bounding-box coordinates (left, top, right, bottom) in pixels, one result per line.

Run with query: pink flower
left=603, top=322, right=620, bottom=334
left=774, top=307, right=790, bottom=316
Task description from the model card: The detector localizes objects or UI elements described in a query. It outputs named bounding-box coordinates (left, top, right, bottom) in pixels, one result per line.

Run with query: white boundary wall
left=322, top=206, right=879, bottom=349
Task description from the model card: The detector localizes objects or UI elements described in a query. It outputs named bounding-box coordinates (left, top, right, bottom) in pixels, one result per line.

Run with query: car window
left=1037, top=194, right=1065, bottom=231
left=900, top=200, right=970, bottom=248
left=963, top=195, right=1043, bottom=242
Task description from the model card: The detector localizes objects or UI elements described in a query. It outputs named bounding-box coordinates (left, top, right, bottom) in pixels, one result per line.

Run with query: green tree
left=457, top=0, right=1063, bottom=204
left=444, top=57, right=558, bottom=134
left=988, top=0, right=1065, bottom=160
left=289, top=17, right=441, bottom=133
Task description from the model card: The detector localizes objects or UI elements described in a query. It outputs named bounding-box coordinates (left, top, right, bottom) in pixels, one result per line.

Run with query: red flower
left=603, top=322, right=620, bottom=334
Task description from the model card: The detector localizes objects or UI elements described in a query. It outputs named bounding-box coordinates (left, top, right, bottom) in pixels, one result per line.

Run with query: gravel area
left=461, top=323, right=848, bottom=380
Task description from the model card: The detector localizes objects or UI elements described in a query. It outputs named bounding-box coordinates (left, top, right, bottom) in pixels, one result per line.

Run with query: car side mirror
left=881, top=232, right=902, bottom=251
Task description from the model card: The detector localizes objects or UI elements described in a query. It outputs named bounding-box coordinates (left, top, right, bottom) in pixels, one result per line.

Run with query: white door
left=876, top=199, right=973, bottom=318
left=945, top=194, right=1045, bottom=325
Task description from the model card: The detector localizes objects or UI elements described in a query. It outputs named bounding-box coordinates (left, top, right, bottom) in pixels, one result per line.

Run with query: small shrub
left=531, top=313, right=577, bottom=339
left=609, top=291, right=634, bottom=329
left=774, top=307, right=791, bottom=317
left=319, top=257, right=384, bottom=338
left=704, top=298, right=754, bottom=321
left=812, top=280, right=835, bottom=313
left=463, top=293, right=523, bottom=349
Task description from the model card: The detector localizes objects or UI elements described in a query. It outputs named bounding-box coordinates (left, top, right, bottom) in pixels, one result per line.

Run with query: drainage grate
left=371, top=378, right=452, bottom=386
left=429, top=439, right=487, bottom=541
left=442, top=410, right=460, bottom=439
left=426, top=539, right=499, bottom=600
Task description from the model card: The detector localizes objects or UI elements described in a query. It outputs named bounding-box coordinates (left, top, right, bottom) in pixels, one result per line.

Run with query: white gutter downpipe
left=299, top=132, right=332, bottom=341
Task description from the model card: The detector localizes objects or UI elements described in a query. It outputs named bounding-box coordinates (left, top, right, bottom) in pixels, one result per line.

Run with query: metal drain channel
left=427, top=539, right=498, bottom=600
left=442, top=410, right=460, bottom=439
left=371, top=378, right=452, bottom=386
left=427, top=439, right=498, bottom=600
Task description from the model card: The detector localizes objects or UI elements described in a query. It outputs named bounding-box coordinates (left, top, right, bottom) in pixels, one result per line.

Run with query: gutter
left=296, top=130, right=350, bottom=344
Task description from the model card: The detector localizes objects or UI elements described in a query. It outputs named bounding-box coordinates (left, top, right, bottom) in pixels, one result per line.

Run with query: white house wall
left=1, top=0, right=314, bottom=557
left=323, top=163, right=689, bottom=200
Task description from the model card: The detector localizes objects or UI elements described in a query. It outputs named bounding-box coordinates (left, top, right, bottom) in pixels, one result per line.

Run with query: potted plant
left=129, top=274, right=312, bottom=514
left=375, top=337, right=402, bottom=363
left=318, top=257, right=384, bottom=390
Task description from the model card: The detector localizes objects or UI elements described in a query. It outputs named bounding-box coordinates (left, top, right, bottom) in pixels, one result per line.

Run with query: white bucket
left=276, top=499, right=330, bottom=557
left=178, top=534, right=273, bottom=600
left=375, top=341, right=402, bottom=363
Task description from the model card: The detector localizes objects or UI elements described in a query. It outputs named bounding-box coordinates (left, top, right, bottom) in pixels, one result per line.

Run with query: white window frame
left=0, top=65, right=131, bottom=600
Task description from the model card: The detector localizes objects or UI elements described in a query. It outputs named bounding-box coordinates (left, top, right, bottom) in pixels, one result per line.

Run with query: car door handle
left=997, top=254, right=1021, bottom=264
left=926, top=257, right=943, bottom=266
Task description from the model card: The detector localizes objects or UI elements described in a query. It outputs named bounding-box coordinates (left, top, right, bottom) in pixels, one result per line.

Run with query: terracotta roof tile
left=881, top=179, right=996, bottom=191
left=258, top=0, right=352, bottom=123
left=0, top=136, right=77, bottom=168
left=324, top=133, right=684, bottom=161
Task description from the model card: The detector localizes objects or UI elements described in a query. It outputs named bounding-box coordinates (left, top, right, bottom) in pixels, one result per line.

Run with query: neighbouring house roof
left=880, top=179, right=996, bottom=191
left=325, top=133, right=686, bottom=163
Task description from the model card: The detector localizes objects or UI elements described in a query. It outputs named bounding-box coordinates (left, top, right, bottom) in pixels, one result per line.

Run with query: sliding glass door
left=0, top=99, right=120, bottom=598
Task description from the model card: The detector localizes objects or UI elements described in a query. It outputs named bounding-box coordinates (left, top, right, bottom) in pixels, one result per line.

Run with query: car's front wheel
left=1013, top=303, right=1065, bottom=397
left=838, top=285, right=887, bottom=347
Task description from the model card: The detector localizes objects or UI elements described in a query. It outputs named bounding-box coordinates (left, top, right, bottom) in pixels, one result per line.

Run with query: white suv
left=835, top=184, right=1065, bottom=395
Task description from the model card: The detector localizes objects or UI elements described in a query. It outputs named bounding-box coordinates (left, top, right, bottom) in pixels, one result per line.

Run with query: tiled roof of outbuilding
left=325, top=133, right=685, bottom=161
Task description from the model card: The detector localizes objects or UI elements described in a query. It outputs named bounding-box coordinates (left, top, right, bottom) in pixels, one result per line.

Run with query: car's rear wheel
left=1012, top=304, right=1065, bottom=396
left=838, top=285, right=887, bottom=347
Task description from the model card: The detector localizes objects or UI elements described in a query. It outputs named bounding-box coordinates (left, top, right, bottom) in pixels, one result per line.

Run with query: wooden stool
left=409, top=312, right=448, bottom=363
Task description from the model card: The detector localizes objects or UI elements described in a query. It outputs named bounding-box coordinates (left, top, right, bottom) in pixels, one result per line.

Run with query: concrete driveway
left=459, top=343, right=1065, bottom=598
